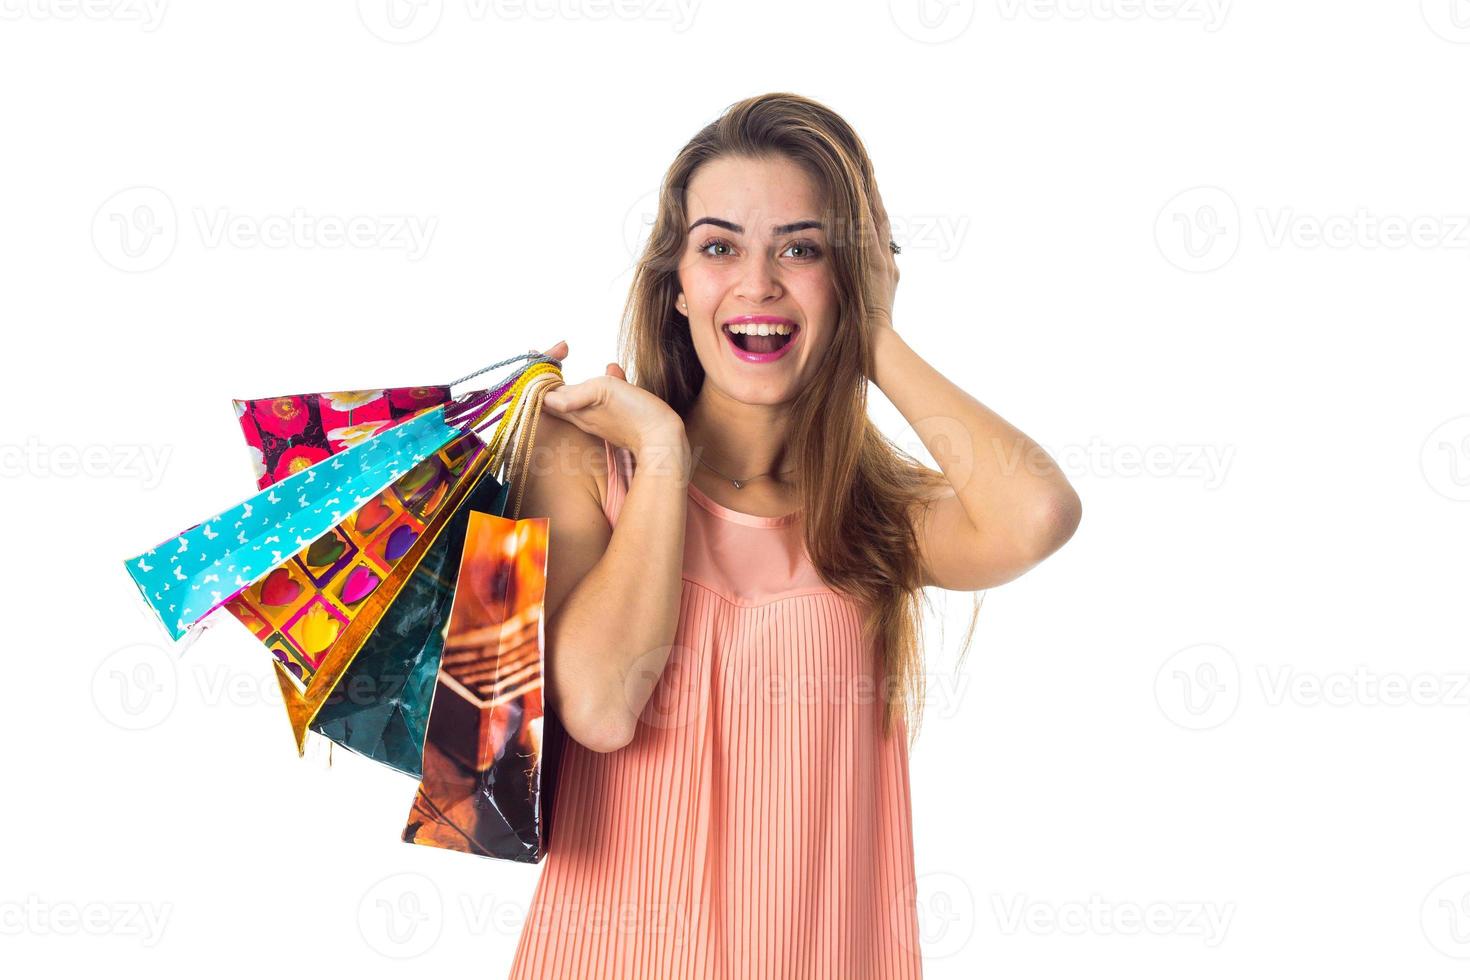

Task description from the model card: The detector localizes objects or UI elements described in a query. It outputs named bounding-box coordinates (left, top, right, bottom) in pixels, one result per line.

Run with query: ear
left=675, top=292, right=688, bottom=315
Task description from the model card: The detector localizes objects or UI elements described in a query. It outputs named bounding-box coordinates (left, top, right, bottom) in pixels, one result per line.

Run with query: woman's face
left=676, top=154, right=839, bottom=407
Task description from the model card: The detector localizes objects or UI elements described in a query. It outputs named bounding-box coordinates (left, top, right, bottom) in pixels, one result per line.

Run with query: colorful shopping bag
left=124, top=403, right=467, bottom=641
left=220, top=356, right=553, bottom=682
left=224, top=357, right=556, bottom=774
left=225, top=361, right=564, bottom=755
left=229, top=353, right=554, bottom=492
left=400, top=509, right=561, bottom=862
left=235, top=386, right=452, bottom=488
left=222, top=429, right=491, bottom=694
left=306, top=468, right=510, bottom=777
left=402, top=368, right=563, bottom=861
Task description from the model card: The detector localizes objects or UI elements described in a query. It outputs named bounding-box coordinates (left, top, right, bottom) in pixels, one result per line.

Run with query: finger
left=540, top=340, right=569, bottom=361
left=542, top=381, right=597, bottom=415
left=605, top=362, right=627, bottom=381
left=870, top=183, right=891, bottom=244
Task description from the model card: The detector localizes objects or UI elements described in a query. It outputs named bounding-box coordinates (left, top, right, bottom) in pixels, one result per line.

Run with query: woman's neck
left=683, top=386, right=796, bottom=482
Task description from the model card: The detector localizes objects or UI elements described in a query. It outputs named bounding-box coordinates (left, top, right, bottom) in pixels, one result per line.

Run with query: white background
left=3, top=1, right=1469, bottom=977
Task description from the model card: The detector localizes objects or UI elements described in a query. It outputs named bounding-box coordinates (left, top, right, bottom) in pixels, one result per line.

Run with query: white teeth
left=725, top=322, right=793, bottom=335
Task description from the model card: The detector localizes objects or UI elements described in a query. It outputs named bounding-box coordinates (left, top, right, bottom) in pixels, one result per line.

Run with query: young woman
left=509, top=92, right=1081, bottom=979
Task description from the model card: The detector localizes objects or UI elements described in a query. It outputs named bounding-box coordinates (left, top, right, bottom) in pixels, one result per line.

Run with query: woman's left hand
left=863, top=177, right=900, bottom=338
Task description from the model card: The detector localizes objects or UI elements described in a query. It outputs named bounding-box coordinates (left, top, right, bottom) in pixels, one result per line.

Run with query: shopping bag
left=402, top=370, right=563, bottom=862
left=229, top=350, right=551, bottom=492
left=124, top=403, right=468, bottom=641
left=400, top=509, right=560, bottom=862
left=307, top=470, right=510, bottom=777
left=225, top=355, right=558, bottom=773
left=222, top=428, right=491, bottom=695
left=235, top=386, right=451, bottom=488
left=225, top=361, right=564, bottom=754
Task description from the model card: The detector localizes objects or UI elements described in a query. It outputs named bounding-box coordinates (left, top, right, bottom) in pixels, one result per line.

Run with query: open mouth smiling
left=721, top=316, right=799, bottom=362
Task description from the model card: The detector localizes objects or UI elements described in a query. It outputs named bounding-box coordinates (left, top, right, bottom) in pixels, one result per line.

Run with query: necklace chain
left=694, top=450, right=796, bottom=490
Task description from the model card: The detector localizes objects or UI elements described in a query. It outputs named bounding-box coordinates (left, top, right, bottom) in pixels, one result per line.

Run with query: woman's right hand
left=538, top=343, right=687, bottom=462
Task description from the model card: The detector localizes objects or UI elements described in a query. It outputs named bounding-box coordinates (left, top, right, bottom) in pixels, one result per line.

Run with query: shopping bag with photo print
left=401, top=370, right=564, bottom=862
left=300, top=470, right=511, bottom=777
left=400, top=508, right=562, bottom=863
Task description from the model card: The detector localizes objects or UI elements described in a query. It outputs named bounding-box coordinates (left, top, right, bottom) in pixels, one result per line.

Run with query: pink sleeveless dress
left=507, top=438, right=923, bottom=979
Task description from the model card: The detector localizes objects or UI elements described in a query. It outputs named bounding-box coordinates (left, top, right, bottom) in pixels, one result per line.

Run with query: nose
left=733, top=253, right=782, bottom=305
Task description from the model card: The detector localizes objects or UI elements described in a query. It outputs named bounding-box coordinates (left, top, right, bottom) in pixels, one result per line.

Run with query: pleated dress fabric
left=506, top=437, right=923, bottom=979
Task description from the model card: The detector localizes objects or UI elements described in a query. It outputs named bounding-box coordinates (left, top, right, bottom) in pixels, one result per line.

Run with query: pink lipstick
left=722, top=315, right=799, bottom=364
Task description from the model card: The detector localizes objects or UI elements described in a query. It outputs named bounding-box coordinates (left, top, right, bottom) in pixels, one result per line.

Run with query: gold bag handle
left=496, top=370, right=560, bottom=521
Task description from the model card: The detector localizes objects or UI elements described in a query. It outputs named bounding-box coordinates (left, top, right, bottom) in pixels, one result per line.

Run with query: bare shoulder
left=518, top=411, right=610, bottom=515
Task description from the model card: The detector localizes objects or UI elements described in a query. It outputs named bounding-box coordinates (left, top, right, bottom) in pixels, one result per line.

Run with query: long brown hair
left=618, top=92, right=980, bottom=747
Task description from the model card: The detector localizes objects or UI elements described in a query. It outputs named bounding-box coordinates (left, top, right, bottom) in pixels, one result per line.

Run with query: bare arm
left=527, top=422, right=690, bottom=752
left=859, top=182, right=1082, bottom=591
left=518, top=355, right=691, bottom=753
left=873, top=325, right=1082, bottom=591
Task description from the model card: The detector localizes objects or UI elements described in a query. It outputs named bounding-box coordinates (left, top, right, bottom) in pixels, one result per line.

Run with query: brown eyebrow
left=688, top=217, right=824, bottom=236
